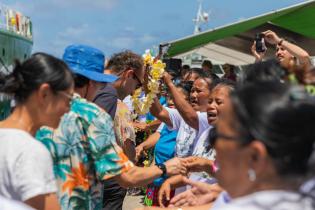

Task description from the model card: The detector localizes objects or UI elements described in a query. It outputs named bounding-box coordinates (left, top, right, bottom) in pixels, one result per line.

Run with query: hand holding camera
left=255, top=33, right=267, bottom=53
left=251, top=34, right=267, bottom=61
left=262, top=30, right=282, bottom=45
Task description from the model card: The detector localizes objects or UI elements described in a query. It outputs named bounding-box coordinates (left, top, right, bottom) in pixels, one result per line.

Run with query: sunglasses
left=132, top=72, right=143, bottom=89
left=117, top=69, right=143, bottom=89
left=209, top=127, right=241, bottom=146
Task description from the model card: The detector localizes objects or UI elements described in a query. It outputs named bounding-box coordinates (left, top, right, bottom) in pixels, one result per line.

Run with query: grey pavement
left=123, top=195, right=144, bottom=210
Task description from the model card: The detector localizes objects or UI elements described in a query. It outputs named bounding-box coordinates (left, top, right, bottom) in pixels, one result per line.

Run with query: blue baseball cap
left=63, top=44, right=118, bottom=83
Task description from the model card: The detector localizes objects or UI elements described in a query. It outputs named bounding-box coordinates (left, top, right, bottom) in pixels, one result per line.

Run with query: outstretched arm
left=149, top=97, right=173, bottom=127
left=135, top=131, right=161, bottom=161
left=115, top=157, right=186, bottom=188
left=263, top=30, right=312, bottom=70
left=158, top=175, right=188, bottom=207
left=163, top=72, right=199, bottom=130
left=134, top=204, right=212, bottom=210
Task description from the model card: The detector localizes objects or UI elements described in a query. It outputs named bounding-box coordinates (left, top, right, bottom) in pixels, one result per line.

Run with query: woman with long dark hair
left=0, top=53, right=74, bottom=210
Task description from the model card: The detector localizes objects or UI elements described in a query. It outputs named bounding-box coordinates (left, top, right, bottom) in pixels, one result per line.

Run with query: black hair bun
left=0, top=60, right=24, bottom=95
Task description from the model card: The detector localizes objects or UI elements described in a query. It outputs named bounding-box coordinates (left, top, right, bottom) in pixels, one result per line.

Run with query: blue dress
left=153, top=124, right=177, bottom=186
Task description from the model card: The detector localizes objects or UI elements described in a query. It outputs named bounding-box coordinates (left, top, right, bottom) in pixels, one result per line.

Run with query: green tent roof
left=163, top=0, right=315, bottom=58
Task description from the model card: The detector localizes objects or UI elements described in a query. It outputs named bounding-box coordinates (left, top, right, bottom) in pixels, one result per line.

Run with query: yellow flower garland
left=132, top=50, right=165, bottom=116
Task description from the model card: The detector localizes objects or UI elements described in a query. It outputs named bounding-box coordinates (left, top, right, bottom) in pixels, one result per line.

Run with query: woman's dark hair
left=239, top=59, right=286, bottom=84
left=230, top=81, right=315, bottom=177
left=211, top=78, right=236, bottom=91
left=202, top=60, right=213, bottom=69
left=190, top=68, right=208, bottom=78
left=0, top=53, right=73, bottom=103
left=182, top=64, right=190, bottom=71
left=180, top=81, right=193, bottom=93
left=176, top=83, right=190, bottom=97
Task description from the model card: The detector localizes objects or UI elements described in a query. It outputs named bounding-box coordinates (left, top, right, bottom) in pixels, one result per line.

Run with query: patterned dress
left=36, top=95, right=133, bottom=210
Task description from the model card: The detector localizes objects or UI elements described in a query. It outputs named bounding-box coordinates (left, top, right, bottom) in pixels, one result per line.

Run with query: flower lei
left=132, top=50, right=165, bottom=115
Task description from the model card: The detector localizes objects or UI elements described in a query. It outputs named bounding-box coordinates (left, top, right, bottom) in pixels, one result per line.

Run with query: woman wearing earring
left=137, top=81, right=315, bottom=210
left=0, top=53, right=74, bottom=210
left=213, top=81, right=315, bottom=210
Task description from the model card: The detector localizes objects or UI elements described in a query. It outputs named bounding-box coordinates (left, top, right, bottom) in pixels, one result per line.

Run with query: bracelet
left=211, top=161, right=218, bottom=173
left=278, top=39, right=284, bottom=46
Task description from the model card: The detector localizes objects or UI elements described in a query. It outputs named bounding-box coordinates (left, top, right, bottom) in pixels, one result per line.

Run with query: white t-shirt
left=0, top=129, right=57, bottom=201
left=165, top=107, right=209, bottom=157
left=189, top=127, right=217, bottom=184
left=0, top=196, right=34, bottom=210
left=301, top=178, right=315, bottom=197
left=217, top=190, right=314, bottom=210
left=192, top=127, right=215, bottom=159
left=156, top=122, right=165, bottom=133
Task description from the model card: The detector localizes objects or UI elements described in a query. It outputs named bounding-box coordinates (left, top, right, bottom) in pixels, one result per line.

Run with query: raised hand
left=158, top=180, right=172, bottom=207
left=169, top=177, right=222, bottom=207
left=262, top=30, right=281, bottom=45
left=162, top=71, right=173, bottom=85
left=251, top=41, right=266, bottom=61
left=133, top=121, right=148, bottom=131
left=135, top=145, right=145, bottom=162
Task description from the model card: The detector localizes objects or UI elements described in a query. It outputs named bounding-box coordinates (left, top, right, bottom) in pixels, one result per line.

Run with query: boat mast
left=193, top=0, right=208, bottom=34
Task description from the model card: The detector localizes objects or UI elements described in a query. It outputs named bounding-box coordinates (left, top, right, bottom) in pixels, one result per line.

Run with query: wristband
left=156, top=163, right=167, bottom=176
left=211, top=161, right=218, bottom=173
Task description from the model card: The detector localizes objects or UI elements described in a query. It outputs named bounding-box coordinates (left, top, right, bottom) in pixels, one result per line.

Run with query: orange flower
left=62, top=163, right=90, bottom=195
left=117, top=150, right=134, bottom=172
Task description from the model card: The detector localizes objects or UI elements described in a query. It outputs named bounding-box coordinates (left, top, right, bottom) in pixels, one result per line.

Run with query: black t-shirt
left=93, top=83, right=118, bottom=119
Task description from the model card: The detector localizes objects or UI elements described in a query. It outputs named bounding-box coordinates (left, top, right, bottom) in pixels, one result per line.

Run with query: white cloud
left=45, top=23, right=94, bottom=56
left=4, top=2, right=35, bottom=16
left=5, top=0, right=119, bottom=18
left=140, top=34, right=156, bottom=44
left=50, top=0, right=119, bottom=11
left=59, top=24, right=90, bottom=38
left=124, top=26, right=135, bottom=33
left=110, top=37, right=135, bottom=49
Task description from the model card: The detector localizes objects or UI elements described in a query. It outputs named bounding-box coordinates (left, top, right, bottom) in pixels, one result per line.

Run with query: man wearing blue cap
left=36, top=45, right=186, bottom=210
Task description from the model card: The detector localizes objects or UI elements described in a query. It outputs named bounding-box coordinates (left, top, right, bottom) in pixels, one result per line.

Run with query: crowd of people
left=0, top=29, right=314, bottom=210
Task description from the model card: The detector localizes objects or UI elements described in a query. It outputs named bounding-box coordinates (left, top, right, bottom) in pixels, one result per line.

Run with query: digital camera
left=255, top=33, right=266, bottom=53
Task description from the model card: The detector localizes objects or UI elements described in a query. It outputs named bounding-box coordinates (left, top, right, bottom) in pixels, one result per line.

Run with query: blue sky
left=3, top=0, right=306, bottom=58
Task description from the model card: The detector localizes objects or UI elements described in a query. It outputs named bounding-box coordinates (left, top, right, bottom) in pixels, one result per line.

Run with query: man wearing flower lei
left=92, top=50, right=187, bottom=210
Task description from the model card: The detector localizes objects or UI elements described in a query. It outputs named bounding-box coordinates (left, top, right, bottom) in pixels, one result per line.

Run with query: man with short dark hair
left=94, top=50, right=146, bottom=210
left=93, top=50, right=144, bottom=119
left=36, top=45, right=185, bottom=210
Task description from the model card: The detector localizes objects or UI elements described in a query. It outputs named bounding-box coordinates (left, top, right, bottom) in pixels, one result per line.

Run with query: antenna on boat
left=193, top=0, right=209, bottom=34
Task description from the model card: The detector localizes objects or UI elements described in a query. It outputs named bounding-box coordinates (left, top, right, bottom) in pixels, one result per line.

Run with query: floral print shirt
left=114, top=100, right=136, bottom=147
left=36, top=95, right=133, bottom=210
